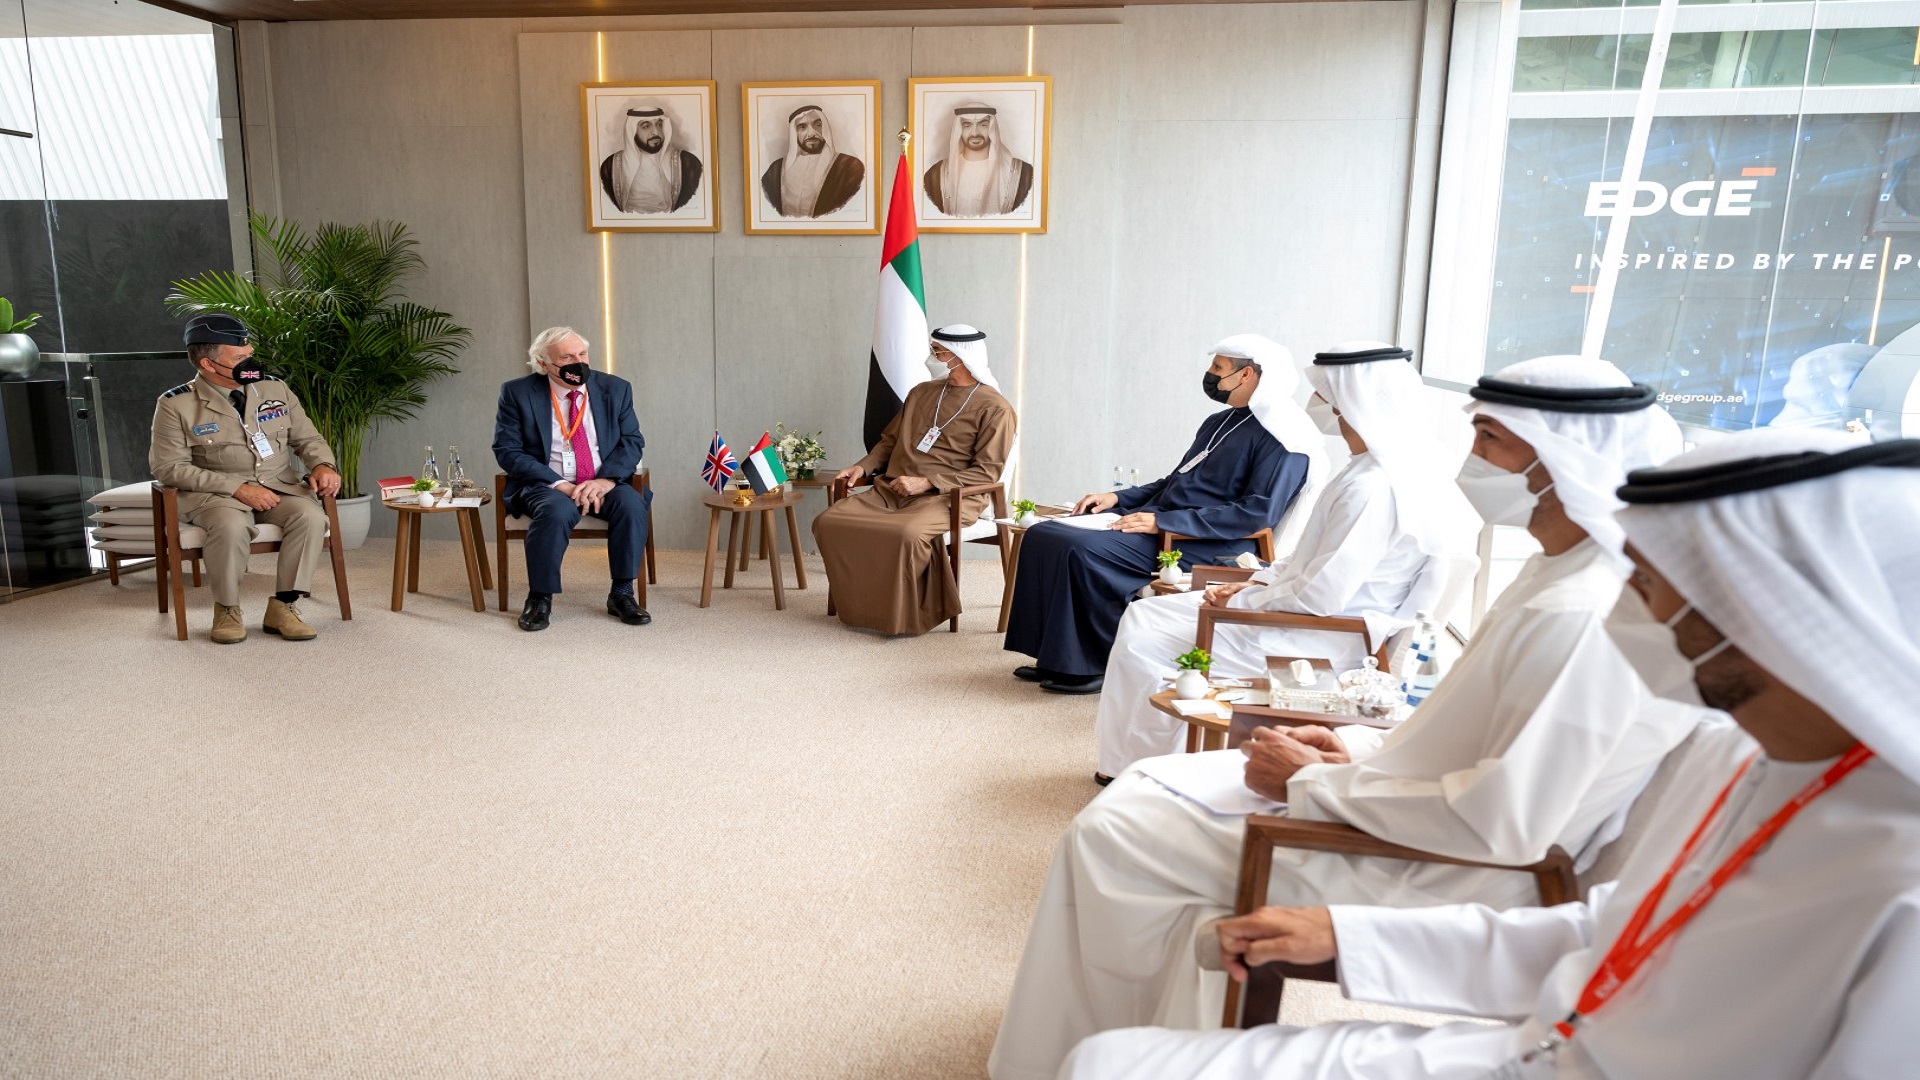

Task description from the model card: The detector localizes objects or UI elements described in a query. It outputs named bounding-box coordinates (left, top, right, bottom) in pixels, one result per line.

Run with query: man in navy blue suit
left=492, top=326, right=651, bottom=631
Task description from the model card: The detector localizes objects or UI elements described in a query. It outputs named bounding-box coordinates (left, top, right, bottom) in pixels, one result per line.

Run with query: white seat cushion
left=90, top=507, right=154, bottom=525
left=959, top=517, right=1003, bottom=543
left=87, top=521, right=326, bottom=557
left=503, top=515, right=610, bottom=535
left=87, top=480, right=159, bottom=508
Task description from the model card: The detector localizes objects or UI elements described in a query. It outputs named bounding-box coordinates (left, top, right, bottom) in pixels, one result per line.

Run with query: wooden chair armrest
left=1221, top=815, right=1577, bottom=1027
left=1161, top=527, right=1276, bottom=561
left=1195, top=605, right=1373, bottom=655
left=947, top=480, right=1005, bottom=500
left=829, top=475, right=873, bottom=504
left=1189, top=565, right=1258, bottom=590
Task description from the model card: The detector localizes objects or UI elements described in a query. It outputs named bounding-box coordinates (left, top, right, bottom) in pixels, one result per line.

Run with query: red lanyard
left=1555, top=741, right=1874, bottom=1040
left=549, top=387, right=586, bottom=441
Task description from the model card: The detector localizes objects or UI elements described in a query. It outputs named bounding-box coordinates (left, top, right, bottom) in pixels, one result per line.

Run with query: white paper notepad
left=1037, top=512, right=1121, bottom=531
left=1135, top=750, right=1285, bottom=817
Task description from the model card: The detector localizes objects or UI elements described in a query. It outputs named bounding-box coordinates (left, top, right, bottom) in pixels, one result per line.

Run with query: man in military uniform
left=150, top=313, right=342, bottom=644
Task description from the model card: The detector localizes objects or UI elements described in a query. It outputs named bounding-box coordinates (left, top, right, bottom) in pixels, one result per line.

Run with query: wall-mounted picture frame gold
left=741, top=80, right=881, bottom=235
left=909, top=76, right=1051, bottom=235
left=582, top=80, right=721, bottom=233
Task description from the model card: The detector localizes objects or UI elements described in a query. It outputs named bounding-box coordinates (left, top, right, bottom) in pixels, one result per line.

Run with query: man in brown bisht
left=815, top=324, right=1017, bottom=635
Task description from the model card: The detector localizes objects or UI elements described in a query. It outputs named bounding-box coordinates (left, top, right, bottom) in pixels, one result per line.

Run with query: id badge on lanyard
left=561, top=446, right=577, bottom=476
left=916, top=427, right=941, bottom=453
left=247, top=427, right=275, bottom=462
left=1178, top=449, right=1209, bottom=474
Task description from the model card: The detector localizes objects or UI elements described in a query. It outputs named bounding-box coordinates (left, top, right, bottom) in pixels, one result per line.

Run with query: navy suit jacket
left=492, top=371, right=645, bottom=511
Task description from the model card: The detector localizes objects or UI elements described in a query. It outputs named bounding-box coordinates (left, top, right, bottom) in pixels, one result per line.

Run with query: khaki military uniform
left=148, top=374, right=337, bottom=607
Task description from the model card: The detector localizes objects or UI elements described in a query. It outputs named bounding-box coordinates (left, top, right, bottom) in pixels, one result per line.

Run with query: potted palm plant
left=0, top=297, right=42, bottom=378
left=167, top=214, right=469, bottom=548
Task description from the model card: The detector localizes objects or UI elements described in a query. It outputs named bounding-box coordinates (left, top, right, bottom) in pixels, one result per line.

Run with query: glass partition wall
left=0, top=0, right=242, bottom=599
left=1427, top=0, right=1920, bottom=438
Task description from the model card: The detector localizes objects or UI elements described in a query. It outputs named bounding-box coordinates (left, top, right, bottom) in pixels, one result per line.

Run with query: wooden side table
left=388, top=495, right=493, bottom=612
left=700, top=487, right=808, bottom=610
left=1148, top=676, right=1397, bottom=753
left=992, top=504, right=1074, bottom=633
left=733, top=470, right=832, bottom=568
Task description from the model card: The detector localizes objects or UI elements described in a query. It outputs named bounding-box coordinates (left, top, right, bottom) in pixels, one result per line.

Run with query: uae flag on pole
left=740, top=436, right=788, bottom=495
left=865, top=149, right=929, bottom=451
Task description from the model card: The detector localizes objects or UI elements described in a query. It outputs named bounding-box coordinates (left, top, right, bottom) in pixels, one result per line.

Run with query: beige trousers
left=181, top=493, right=327, bottom=606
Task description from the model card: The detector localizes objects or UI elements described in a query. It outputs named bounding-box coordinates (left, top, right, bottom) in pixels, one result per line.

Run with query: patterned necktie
left=567, top=390, right=594, bottom=483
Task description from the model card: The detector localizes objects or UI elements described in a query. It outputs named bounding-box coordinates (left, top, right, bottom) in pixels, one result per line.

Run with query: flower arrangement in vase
left=773, top=422, right=826, bottom=479
left=411, top=477, right=438, bottom=507
left=1014, top=498, right=1040, bottom=527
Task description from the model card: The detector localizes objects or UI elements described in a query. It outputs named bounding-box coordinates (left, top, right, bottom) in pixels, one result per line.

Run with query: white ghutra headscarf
left=940, top=104, right=1027, bottom=217
left=1211, top=333, right=1329, bottom=555
left=610, top=104, right=682, bottom=214
left=779, top=105, right=835, bottom=218
left=1468, top=354, right=1684, bottom=565
left=1618, top=428, right=1920, bottom=785
left=931, top=324, right=998, bottom=390
left=1306, top=341, right=1479, bottom=560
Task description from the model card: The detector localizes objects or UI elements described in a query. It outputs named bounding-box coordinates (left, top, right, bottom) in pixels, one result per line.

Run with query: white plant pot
left=1173, top=669, right=1210, bottom=699
left=1159, top=564, right=1183, bottom=584
left=1016, top=511, right=1039, bottom=527
left=416, top=492, right=436, bottom=507
left=333, top=494, right=372, bottom=550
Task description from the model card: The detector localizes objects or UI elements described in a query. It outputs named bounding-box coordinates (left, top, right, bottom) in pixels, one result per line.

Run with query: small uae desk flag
left=865, top=133, right=929, bottom=451
left=739, top=432, right=788, bottom=494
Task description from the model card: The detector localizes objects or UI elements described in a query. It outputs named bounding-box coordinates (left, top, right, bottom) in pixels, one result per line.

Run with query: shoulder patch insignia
left=161, top=383, right=194, bottom=398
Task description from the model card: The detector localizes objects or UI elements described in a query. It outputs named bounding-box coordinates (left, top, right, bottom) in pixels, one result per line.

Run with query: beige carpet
left=0, top=541, right=1456, bottom=1078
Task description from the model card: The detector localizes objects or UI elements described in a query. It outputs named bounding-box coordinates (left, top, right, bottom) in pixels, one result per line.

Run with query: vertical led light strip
left=598, top=32, right=615, bottom=373
left=1012, top=24, right=1035, bottom=495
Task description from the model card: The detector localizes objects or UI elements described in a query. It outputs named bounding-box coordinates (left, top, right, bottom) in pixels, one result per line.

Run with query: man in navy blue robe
left=1003, top=337, right=1316, bottom=694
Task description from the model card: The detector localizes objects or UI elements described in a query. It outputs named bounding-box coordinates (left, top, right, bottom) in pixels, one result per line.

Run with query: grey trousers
left=182, top=494, right=327, bottom=606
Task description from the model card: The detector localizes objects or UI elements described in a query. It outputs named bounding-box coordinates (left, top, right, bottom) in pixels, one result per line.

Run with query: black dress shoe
left=607, top=591, right=652, bottom=625
left=1041, top=675, right=1105, bottom=695
left=1094, top=772, right=1114, bottom=787
left=1014, top=665, right=1051, bottom=682
left=519, top=593, right=552, bottom=631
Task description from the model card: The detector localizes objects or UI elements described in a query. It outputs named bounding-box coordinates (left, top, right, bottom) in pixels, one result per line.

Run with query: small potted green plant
left=1156, top=548, right=1184, bottom=585
left=1013, top=498, right=1040, bottom=527
left=411, top=477, right=438, bottom=507
left=1172, top=647, right=1211, bottom=699
left=0, top=297, right=43, bottom=378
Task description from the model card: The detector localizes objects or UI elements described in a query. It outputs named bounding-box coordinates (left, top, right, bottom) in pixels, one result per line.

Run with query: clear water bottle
left=1404, top=611, right=1441, bottom=708
left=447, top=444, right=472, bottom=496
left=1112, top=465, right=1128, bottom=490
left=421, top=445, right=441, bottom=488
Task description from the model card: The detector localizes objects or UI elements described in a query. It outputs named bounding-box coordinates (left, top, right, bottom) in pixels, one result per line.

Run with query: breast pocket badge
left=191, top=422, right=220, bottom=436
left=255, top=399, right=289, bottom=424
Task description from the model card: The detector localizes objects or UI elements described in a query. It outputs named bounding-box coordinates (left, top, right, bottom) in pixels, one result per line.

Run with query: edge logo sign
left=1584, top=179, right=1760, bottom=218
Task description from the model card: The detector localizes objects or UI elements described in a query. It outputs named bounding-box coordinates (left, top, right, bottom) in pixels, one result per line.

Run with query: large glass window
left=0, top=0, right=242, bottom=597
left=1430, top=0, right=1920, bottom=438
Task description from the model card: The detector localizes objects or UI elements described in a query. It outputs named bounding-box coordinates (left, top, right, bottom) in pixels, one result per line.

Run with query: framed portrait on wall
left=909, top=76, right=1051, bottom=234
left=581, top=81, right=720, bottom=232
left=741, top=81, right=881, bottom=235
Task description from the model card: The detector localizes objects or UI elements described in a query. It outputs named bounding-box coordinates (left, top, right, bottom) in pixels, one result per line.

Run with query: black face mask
left=1202, top=370, right=1236, bottom=404
left=211, top=356, right=266, bottom=383
left=554, top=362, right=590, bottom=387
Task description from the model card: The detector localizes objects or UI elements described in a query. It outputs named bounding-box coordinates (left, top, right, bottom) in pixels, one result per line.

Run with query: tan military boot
left=263, top=597, right=317, bottom=641
left=211, top=603, right=247, bottom=644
